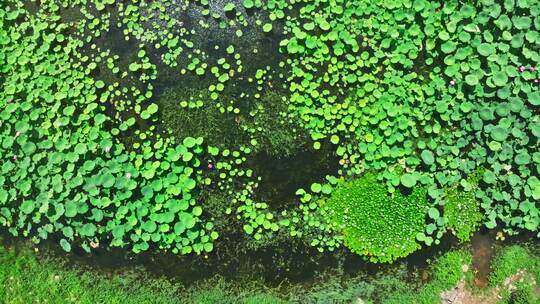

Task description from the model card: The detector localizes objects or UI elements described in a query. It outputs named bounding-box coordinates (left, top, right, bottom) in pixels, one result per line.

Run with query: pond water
left=3, top=227, right=526, bottom=294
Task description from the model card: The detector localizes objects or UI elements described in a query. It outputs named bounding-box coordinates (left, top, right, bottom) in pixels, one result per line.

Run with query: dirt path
left=440, top=269, right=536, bottom=304
left=470, top=231, right=495, bottom=288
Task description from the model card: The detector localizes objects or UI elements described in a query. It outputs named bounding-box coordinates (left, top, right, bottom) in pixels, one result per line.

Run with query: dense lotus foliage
left=271, top=0, right=540, bottom=249
left=0, top=8, right=217, bottom=254
left=0, top=0, right=538, bottom=263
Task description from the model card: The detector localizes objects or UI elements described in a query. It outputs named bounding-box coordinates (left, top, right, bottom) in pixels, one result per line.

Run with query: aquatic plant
left=242, top=92, right=310, bottom=157
left=266, top=0, right=540, bottom=244
left=0, top=5, right=215, bottom=254
left=323, top=174, right=428, bottom=263
left=443, top=188, right=484, bottom=243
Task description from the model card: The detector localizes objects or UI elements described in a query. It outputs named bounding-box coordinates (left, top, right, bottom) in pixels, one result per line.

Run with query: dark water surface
left=4, top=228, right=532, bottom=289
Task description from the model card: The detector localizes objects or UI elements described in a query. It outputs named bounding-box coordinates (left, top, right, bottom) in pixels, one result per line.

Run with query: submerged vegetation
left=0, top=0, right=540, bottom=300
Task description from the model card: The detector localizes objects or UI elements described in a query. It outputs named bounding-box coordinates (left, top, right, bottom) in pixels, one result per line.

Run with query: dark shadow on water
left=0, top=233, right=345, bottom=286
left=250, top=141, right=340, bottom=208
left=0, top=227, right=462, bottom=288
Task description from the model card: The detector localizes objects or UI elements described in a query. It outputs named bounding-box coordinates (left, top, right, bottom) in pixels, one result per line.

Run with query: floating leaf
left=491, top=127, right=509, bottom=142
left=492, top=71, right=508, bottom=87
left=428, top=207, right=440, bottom=219
left=262, top=23, right=273, bottom=33
left=421, top=150, right=435, bottom=165
left=60, top=239, right=71, bottom=252
left=310, top=183, right=322, bottom=193
left=401, top=174, right=417, bottom=188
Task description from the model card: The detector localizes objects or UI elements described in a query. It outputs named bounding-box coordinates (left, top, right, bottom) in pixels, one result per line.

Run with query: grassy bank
left=1, top=243, right=539, bottom=303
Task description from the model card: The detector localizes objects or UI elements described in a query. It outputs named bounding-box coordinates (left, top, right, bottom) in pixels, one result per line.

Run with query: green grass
left=489, top=245, right=540, bottom=286
left=383, top=249, right=473, bottom=304
left=489, top=245, right=540, bottom=304
left=0, top=247, right=183, bottom=304
left=1, top=243, right=539, bottom=304
left=0, top=245, right=287, bottom=304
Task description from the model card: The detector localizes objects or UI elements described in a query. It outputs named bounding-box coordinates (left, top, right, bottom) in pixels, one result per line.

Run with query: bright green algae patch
left=324, top=174, right=428, bottom=263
